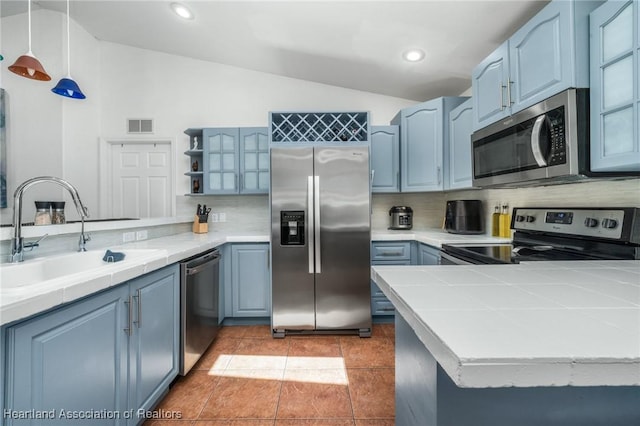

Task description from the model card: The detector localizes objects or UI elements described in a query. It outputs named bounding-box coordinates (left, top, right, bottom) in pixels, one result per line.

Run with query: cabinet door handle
left=500, top=84, right=506, bottom=111
left=133, top=289, right=142, bottom=328
left=437, top=166, right=442, bottom=185
left=371, top=169, right=375, bottom=185
left=507, top=80, right=514, bottom=106
left=235, top=173, right=238, bottom=191
left=240, top=174, right=244, bottom=191
left=124, top=296, right=133, bottom=336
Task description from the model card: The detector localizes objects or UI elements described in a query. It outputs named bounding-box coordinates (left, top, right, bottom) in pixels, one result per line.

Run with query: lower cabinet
left=230, top=243, right=271, bottom=317
left=371, top=242, right=413, bottom=316
left=3, top=265, right=179, bottom=425
left=418, top=243, right=441, bottom=265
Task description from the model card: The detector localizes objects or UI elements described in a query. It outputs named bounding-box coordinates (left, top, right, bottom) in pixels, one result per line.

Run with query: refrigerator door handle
left=314, top=175, right=321, bottom=273
left=307, top=176, right=314, bottom=274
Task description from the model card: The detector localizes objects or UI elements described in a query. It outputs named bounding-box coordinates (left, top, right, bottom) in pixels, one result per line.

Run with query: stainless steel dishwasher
left=179, top=248, right=221, bottom=375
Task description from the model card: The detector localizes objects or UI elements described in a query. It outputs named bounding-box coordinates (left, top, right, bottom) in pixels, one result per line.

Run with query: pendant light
left=52, top=0, right=85, bottom=99
left=8, top=0, right=51, bottom=81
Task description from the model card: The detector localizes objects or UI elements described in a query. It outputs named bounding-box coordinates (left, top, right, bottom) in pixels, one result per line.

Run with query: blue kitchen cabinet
left=231, top=243, right=271, bottom=317
left=5, top=285, right=130, bottom=424
left=472, top=42, right=511, bottom=129
left=202, top=127, right=269, bottom=194
left=371, top=125, right=400, bottom=193
left=447, top=98, right=474, bottom=190
left=370, top=242, right=413, bottom=316
left=203, top=127, right=240, bottom=194
left=239, top=127, right=270, bottom=193
left=472, top=0, right=603, bottom=131
left=590, top=0, right=640, bottom=172
left=393, top=97, right=468, bottom=192
left=4, top=265, right=179, bottom=425
left=128, top=266, right=180, bottom=420
left=418, top=243, right=440, bottom=265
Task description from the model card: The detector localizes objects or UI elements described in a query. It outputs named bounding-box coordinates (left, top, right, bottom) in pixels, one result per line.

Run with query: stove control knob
left=515, top=215, right=526, bottom=222
left=525, top=215, right=536, bottom=223
left=584, top=217, right=599, bottom=228
left=602, top=218, right=618, bottom=229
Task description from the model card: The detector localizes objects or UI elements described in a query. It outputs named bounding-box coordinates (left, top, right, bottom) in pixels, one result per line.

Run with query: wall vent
left=127, top=118, right=154, bottom=134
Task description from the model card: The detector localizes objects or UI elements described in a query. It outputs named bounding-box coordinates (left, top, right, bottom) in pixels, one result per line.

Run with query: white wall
left=0, top=10, right=101, bottom=224
left=98, top=41, right=416, bottom=204
left=0, top=8, right=416, bottom=225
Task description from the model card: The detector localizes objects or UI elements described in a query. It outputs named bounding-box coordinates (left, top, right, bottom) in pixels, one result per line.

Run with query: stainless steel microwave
left=472, top=88, right=590, bottom=187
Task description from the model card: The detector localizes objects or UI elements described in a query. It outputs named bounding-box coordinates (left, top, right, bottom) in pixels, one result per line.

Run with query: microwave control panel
left=512, top=208, right=625, bottom=240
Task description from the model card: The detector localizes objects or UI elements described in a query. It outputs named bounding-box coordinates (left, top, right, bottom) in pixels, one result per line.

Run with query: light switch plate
left=136, top=230, right=148, bottom=240
left=123, top=232, right=136, bottom=243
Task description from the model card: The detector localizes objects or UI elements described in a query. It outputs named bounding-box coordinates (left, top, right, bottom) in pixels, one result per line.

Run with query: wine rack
left=270, top=112, right=369, bottom=143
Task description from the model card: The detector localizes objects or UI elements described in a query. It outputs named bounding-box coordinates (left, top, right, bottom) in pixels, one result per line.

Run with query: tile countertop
left=0, top=231, right=269, bottom=327
left=372, top=261, right=640, bottom=389
left=0, top=227, right=501, bottom=327
left=372, top=229, right=510, bottom=247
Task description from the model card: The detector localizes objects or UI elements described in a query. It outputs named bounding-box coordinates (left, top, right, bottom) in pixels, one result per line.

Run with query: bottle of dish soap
left=491, top=205, right=501, bottom=237
left=499, top=204, right=511, bottom=238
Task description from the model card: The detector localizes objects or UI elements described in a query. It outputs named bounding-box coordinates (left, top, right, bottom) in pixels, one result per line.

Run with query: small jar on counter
left=34, top=201, right=52, bottom=225
left=51, top=201, right=66, bottom=224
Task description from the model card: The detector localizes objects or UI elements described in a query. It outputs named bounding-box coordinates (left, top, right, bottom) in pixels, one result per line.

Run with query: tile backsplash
left=177, top=178, right=639, bottom=236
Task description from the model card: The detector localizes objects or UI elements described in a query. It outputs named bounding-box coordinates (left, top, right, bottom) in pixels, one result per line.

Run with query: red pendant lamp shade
left=9, top=0, right=51, bottom=82
left=9, top=52, right=51, bottom=81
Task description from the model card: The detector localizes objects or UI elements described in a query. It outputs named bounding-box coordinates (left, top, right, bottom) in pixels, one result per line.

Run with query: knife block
left=192, top=215, right=208, bottom=234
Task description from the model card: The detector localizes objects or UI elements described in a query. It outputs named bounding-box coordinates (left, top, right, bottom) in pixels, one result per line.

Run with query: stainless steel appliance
left=444, top=200, right=484, bottom=234
left=389, top=206, right=413, bottom=230
left=270, top=146, right=372, bottom=338
left=472, top=88, right=599, bottom=188
left=179, top=248, right=221, bottom=375
left=441, top=207, right=640, bottom=265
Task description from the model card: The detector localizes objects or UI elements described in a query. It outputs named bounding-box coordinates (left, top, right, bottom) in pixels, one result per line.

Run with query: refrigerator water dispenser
left=280, top=211, right=305, bottom=245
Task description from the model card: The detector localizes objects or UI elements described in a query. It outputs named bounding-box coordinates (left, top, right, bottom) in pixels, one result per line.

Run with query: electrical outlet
left=122, top=232, right=136, bottom=243
left=210, top=213, right=219, bottom=223
left=219, top=212, right=226, bottom=222
left=136, top=230, right=148, bottom=241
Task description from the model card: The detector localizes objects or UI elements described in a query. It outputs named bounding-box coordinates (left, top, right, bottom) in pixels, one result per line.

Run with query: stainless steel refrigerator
left=270, top=145, right=372, bottom=337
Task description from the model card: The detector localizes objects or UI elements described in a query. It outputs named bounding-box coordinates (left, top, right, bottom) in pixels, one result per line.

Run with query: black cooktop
left=440, top=243, right=619, bottom=265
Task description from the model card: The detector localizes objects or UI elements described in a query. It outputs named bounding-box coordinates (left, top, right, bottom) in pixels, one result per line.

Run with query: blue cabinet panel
left=231, top=243, right=271, bottom=317
left=418, top=243, right=440, bottom=265
left=472, top=0, right=603, bottom=131
left=590, top=0, right=640, bottom=171
left=6, top=285, right=129, bottom=424
left=394, top=97, right=467, bottom=192
left=472, top=42, right=511, bottom=130
left=371, top=242, right=414, bottom=316
left=128, top=265, right=180, bottom=418
left=4, top=265, right=180, bottom=425
left=239, top=127, right=270, bottom=193
left=370, top=125, right=400, bottom=193
left=447, top=98, right=474, bottom=190
left=203, top=128, right=240, bottom=194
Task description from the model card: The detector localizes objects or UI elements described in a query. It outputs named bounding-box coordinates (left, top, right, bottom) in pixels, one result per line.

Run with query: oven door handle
left=531, top=115, right=548, bottom=167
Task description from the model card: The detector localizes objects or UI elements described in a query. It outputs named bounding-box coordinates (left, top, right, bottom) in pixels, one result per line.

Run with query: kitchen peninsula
left=372, top=262, right=640, bottom=425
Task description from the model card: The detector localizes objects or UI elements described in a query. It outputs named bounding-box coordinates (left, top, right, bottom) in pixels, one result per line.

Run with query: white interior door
left=110, top=142, right=172, bottom=218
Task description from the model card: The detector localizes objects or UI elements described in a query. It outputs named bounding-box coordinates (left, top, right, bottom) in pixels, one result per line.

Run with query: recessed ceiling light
left=403, top=49, right=425, bottom=62
left=170, top=2, right=193, bottom=20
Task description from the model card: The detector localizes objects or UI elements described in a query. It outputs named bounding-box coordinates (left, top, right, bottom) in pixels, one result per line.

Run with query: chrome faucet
left=10, top=176, right=90, bottom=263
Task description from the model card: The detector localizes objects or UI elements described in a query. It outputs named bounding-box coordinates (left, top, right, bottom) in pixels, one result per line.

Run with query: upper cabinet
left=203, top=128, right=240, bottom=195
left=392, top=97, right=467, bottom=192
left=472, top=0, right=604, bottom=131
left=370, top=125, right=400, bottom=193
left=446, top=98, right=474, bottom=190
left=590, top=0, right=640, bottom=172
left=239, top=127, right=270, bottom=193
left=186, top=126, right=269, bottom=195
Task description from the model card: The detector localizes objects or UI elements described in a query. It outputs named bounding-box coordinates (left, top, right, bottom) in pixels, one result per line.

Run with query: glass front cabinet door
left=203, top=128, right=240, bottom=194
left=590, top=0, right=640, bottom=172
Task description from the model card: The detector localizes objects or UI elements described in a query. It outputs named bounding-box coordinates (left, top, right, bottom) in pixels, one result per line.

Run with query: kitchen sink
left=0, top=249, right=166, bottom=293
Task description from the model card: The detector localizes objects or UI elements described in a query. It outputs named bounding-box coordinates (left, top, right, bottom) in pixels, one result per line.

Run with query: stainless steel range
left=441, top=207, right=640, bottom=265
